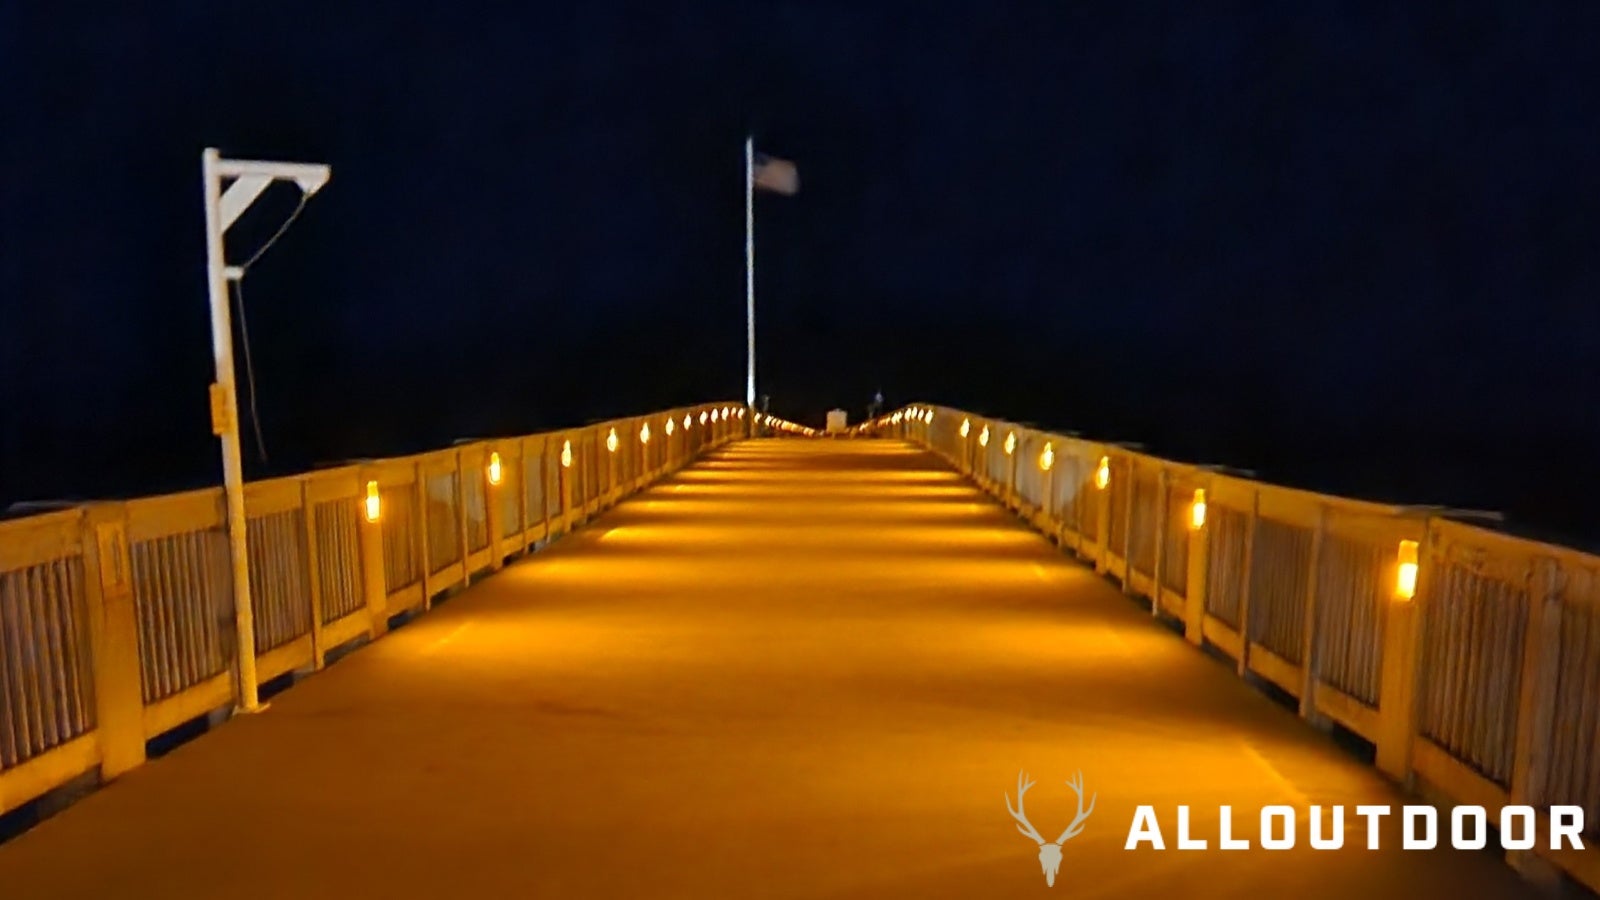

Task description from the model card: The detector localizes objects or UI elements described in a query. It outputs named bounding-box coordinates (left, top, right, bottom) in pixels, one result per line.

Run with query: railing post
left=561, top=438, right=576, bottom=534
left=357, top=467, right=390, bottom=639
left=82, top=503, right=145, bottom=779
left=545, top=438, right=561, bottom=538
left=415, top=461, right=433, bottom=609
left=486, top=445, right=506, bottom=572
left=526, top=438, right=545, bottom=545
left=1235, top=488, right=1259, bottom=677
left=1507, top=558, right=1564, bottom=876
left=300, top=482, right=328, bottom=668
left=454, top=449, right=472, bottom=586
left=1093, top=455, right=1111, bottom=575
left=1119, top=460, right=1136, bottom=594
left=641, top=423, right=652, bottom=487
left=607, top=430, right=619, bottom=506
left=1298, top=504, right=1328, bottom=724
left=1184, top=489, right=1210, bottom=646
left=623, top=423, right=635, bottom=495
left=1151, top=468, right=1168, bottom=616
left=639, top=420, right=650, bottom=489
left=1036, top=454, right=1049, bottom=531
left=989, top=439, right=999, bottom=499
left=520, top=438, right=535, bottom=551
left=1006, top=438, right=1019, bottom=510
left=1375, top=520, right=1432, bottom=784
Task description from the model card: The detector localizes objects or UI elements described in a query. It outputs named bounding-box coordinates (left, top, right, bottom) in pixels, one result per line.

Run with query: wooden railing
left=0, top=402, right=747, bottom=813
left=889, top=403, right=1600, bottom=893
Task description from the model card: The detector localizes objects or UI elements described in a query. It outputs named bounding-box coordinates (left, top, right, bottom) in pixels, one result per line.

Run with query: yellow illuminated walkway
left=0, top=442, right=1540, bottom=897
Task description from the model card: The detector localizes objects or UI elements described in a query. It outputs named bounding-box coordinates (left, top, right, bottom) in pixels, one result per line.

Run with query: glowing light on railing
left=1004, top=432, right=1016, bottom=455
left=960, top=418, right=971, bottom=438
left=364, top=480, right=381, bottom=522
left=1396, top=540, right=1419, bottom=600
left=665, top=417, right=676, bottom=436
left=487, top=452, right=503, bottom=486
left=640, top=422, right=651, bottom=444
left=606, top=428, right=619, bottom=453
left=560, top=439, right=573, bottom=468
left=700, top=411, right=709, bottom=425
left=978, top=425, right=990, bottom=447
left=1094, top=456, right=1111, bottom=490
left=1040, top=442, right=1054, bottom=471
left=924, top=410, right=934, bottom=424
left=684, top=414, right=692, bottom=430
left=1190, top=489, right=1207, bottom=530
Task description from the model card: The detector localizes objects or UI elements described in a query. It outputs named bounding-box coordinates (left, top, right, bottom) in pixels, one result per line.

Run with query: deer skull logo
left=1005, top=770, right=1096, bottom=886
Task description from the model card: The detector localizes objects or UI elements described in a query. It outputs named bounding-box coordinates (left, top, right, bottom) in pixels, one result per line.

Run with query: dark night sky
left=5, top=3, right=1600, bottom=541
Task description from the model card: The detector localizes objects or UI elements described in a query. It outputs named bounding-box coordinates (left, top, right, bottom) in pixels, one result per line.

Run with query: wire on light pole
left=240, top=195, right=309, bottom=269
left=229, top=194, right=310, bottom=464
left=230, top=278, right=268, bottom=463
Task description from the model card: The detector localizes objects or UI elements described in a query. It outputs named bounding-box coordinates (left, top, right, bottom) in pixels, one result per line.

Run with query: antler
left=1005, top=771, right=1047, bottom=845
left=1054, top=771, right=1097, bottom=844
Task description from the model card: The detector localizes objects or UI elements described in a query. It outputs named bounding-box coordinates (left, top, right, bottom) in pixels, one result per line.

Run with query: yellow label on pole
left=209, top=382, right=233, bottom=436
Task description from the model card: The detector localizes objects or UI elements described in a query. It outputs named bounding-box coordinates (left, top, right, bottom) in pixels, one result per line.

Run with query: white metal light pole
left=744, top=136, right=756, bottom=422
left=200, top=147, right=330, bottom=713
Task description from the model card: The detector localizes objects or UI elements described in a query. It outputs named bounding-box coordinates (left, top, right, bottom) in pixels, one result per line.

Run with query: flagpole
left=745, top=135, right=756, bottom=419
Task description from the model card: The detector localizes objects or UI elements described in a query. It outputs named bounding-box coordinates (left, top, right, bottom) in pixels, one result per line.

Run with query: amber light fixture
left=364, top=481, right=381, bottom=522
left=1396, top=540, right=1419, bottom=600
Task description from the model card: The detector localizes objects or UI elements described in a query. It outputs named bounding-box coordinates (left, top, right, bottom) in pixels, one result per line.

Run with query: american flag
left=751, top=152, right=799, bottom=195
